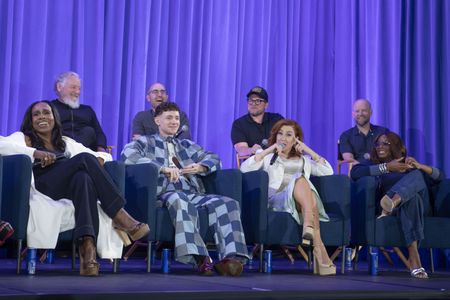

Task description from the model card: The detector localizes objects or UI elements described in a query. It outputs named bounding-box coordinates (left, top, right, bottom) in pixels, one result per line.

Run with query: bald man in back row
left=339, top=98, right=389, bottom=164
left=132, top=82, right=192, bottom=140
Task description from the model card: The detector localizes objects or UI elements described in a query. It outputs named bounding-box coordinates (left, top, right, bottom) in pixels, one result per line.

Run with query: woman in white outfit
left=240, top=119, right=335, bottom=275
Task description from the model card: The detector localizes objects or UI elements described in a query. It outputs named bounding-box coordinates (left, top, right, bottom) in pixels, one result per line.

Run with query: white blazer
left=0, top=132, right=123, bottom=258
left=240, top=153, right=333, bottom=191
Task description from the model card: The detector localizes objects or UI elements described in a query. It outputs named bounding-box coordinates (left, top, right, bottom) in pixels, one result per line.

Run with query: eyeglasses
left=248, top=99, right=266, bottom=105
left=375, top=141, right=391, bottom=148
left=149, top=89, right=167, bottom=95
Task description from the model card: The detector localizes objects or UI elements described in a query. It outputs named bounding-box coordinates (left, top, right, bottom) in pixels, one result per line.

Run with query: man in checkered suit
left=122, top=102, right=248, bottom=276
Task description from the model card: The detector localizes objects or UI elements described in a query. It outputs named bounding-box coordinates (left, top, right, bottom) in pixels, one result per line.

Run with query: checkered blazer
left=121, top=134, right=221, bottom=195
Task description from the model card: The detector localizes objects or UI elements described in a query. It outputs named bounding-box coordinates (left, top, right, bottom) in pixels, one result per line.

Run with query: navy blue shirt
left=231, top=112, right=283, bottom=147
left=51, top=99, right=107, bottom=150
left=339, top=124, right=388, bottom=162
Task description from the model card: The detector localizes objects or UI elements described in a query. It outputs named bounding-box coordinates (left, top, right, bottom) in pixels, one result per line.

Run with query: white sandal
left=377, top=209, right=389, bottom=219
left=410, top=267, right=428, bottom=279
left=380, top=195, right=395, bottom=213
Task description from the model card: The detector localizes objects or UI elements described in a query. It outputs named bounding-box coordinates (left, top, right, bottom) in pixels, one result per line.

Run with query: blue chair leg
left=72, top=242, right=76, bottom=271
left=146, top=242, right=152, bottom=273
left=259, top=244, right=264, bottom=273
left=429, top=248, right=434, bottom=273
left=16, top=239, right=22, bottom=274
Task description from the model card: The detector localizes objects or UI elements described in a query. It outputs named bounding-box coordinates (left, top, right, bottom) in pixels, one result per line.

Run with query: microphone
left=261, top=139, right=268, bottom=149
left=269, top=144, right=285, bottom=165
left=33, top=151, right=71, bottom=166
left=174, top=125, right=189, bottom=139
left=171, top=156, right=183, bottom=169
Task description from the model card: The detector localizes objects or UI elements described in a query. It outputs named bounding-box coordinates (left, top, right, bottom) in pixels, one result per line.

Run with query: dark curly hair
left=370, top=132, right=406, bottom=163
left=154, top=101, right=180, bottom=117
left=268, top=119, right=304, bottom=158
left=20, top=100, right=66, bottom=152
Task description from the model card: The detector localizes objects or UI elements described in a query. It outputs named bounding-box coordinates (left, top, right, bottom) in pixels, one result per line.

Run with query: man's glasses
left=375, top=141, right=391, bottom=148
left=248, top=99, right=266, bottom=105
left=149, top=89, right=167, bottom=95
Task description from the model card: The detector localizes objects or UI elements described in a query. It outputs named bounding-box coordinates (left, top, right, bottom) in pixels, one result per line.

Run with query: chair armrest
left=124, top=163, right=158, bottom=240
left=1, top=154, right=32, bottom=240
left=435, top=178, right=450, bottom=217
left=241, top=170, right=269, bottom=244
left=337, top=160, right=354, bottom=176
left=202, top=169, right=242, bottom=204
left=104, top=161, right=125, bottom=195
left=311, top=175, right=351, bottom=245
left=310, top=175, right=351, bottom=219
left=351, top=176, right=378, bottom=245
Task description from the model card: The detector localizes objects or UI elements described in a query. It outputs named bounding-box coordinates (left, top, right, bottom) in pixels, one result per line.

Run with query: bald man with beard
left=339, top=98, right=389, bottom=164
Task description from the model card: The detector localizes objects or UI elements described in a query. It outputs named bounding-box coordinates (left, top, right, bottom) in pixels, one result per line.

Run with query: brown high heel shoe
left=301, top=211, right=314, bottom=246
left=79, top=236, right=99, bottom=276
left=113, top=209, right=150, bottom=245
left=313, top=243, right=336, bottom=276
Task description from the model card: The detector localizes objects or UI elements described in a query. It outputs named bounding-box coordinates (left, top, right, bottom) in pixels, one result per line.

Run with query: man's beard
left=62, top=97, right=80, bottom=109
left=250, top=109, right=264, bottom=117
left=356, top=118, right=369, bottom=127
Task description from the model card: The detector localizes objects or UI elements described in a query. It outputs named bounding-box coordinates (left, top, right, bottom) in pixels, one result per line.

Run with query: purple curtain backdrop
left=1, top=0, right=449, bottom=174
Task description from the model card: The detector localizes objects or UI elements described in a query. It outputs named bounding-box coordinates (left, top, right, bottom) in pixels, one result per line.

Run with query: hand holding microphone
left=172, top=157, right=206, bottom=175
left=269, top=143, right=286, bottom=165
left=174, top=125, right=189, bottom=139
left=33, top=150, right=71, bottom=168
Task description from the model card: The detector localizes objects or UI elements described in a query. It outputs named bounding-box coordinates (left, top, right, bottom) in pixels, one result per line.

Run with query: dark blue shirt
left=51, top=99, right=107, bottom=150
left=339, top=124, right=388, bottom=162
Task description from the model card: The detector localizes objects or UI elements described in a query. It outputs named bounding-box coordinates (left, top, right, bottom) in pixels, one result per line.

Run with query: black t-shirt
left=231, top=112, right=284, bottom=147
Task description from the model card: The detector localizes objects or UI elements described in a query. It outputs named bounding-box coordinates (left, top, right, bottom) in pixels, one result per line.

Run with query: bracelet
left=378, top=163, right=389, bottom=174
left=314, top=155, right=323, bottom=163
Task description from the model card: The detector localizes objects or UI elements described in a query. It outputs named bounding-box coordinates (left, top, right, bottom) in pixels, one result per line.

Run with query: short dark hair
left=154, top=101, right=180, bottom=117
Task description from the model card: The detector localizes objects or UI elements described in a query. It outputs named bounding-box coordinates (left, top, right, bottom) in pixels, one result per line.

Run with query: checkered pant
left=159, top=191, right=249, bottom=265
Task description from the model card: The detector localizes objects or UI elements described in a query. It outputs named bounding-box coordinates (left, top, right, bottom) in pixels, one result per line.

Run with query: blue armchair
left=0, top=154, right=125, bottom=274
left=241, top=170, right=351, bottom=273
left=124, top=163, right=242, bottom=272
left=351, top=176, right=450, bottom=272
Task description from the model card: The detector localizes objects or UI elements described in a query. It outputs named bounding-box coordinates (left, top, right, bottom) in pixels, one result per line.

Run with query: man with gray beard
left=51, top=71, right=107, bottom=152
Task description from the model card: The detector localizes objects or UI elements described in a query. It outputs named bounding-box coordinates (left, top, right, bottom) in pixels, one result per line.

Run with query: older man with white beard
left=51, top=71, right=107, bottom=152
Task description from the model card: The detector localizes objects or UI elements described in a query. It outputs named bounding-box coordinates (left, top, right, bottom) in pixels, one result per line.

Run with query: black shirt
left=51, top=100, right=107, bottom=150
left=231, top=112, right=284, bottom=147
left=339, top=124, right=388, bottom=162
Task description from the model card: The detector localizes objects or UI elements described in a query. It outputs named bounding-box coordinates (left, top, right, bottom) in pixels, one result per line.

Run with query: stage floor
left=0, top=255, right=449, bottom=300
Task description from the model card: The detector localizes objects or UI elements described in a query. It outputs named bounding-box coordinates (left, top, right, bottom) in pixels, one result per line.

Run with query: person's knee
left=409, top=169, right=426, bottom=182
left=71, top=153, right=99, bottom=168
left=166, top=192, right=191, bottom=209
